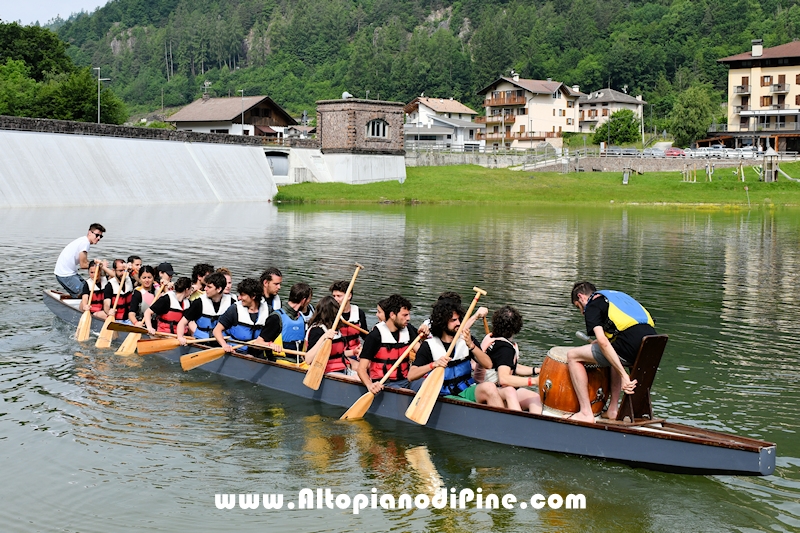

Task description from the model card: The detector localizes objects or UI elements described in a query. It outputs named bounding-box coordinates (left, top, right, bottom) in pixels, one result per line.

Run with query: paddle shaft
left=444, top=287, right=487, bottom=360
left=483, top=317, right=490, bottom=335
left=109, top=269, right=129, bottom=317
left=376, top=332, right=424, bottom=386
left=332, top=264, right=364, bottom=332
left=340, top=318, right=369, bottom=336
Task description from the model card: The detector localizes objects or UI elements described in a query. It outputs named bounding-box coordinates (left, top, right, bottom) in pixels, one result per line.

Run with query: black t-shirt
left=485, top=339, right=517, bottom=373
left=148, top=294, right=173, bottom=316
left=412, top=335, right=479, bottom=368
left=584, top=295, right=656, bottom=365
left=360, top=324, right=419, bottom=361
left=257, top=313, right=282, bottom=342
left=307, top=325, right=325, bottom=348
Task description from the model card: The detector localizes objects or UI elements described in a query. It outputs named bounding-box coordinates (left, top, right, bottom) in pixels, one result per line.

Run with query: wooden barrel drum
left=539, top=346, right=611, bottom=416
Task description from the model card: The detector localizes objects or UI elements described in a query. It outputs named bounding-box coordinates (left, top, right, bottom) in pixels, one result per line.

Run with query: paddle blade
left=115, top=333, right=141, bottom=356
left=107, top=322, right=149, bottom=334
left=340, top=391, right=375, bottom=420
left=405, top=367, right=445, bottom=425
left=75, top=310, right=92, bottom=342
left=180, top=348, right=226, bottom=371
left=303, top=338, right=332, bottom=390
left=137, top=337, right=180, bottom=355
left=95, top=317, right=115, bottom=348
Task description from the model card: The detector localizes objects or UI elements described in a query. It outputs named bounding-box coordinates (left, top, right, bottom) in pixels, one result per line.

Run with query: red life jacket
left=157, top=291, right=189, bottom=334
left=88, top=278, right=106, bottom=313
left=368, top=322, right=411, bottom=381
left=108, top=276, right=133, bottom=320
left=306, top=325, right=348, bottom=373
left=338, top=305, right=363, bottom=352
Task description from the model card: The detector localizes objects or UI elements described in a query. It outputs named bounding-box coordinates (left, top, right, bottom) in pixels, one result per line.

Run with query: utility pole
left=238, top=89, right=245, bottom=135
left=92, top=67, right=110, bottom=124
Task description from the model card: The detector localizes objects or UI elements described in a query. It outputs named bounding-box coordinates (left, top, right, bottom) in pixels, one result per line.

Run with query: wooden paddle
left=483, top=317, right=490, bottom=335
left=75, top=262, right=101, bottom=342
left=137, top=335, right=231, bottom=355
left=115, top=283, right=167, bottom=355
left=95, top=269, right=129, bottom=348
left=340, top=332, right=424, bottom=420
left=405, top=286, right=487, bottom=425
left=303, top=263, right=364, bottom=390
left=340, top=318, right=369, bottom=336
left=179, top=339, right=306, bottom=371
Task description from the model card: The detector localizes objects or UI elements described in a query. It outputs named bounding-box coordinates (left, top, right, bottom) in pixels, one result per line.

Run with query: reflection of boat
left=45, top=290, right=777, bottom=476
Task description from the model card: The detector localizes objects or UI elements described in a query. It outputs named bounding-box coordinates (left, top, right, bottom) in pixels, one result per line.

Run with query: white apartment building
left=577, top=88, right=646, bottom=133
left=404, top=96, right=485, bottom=151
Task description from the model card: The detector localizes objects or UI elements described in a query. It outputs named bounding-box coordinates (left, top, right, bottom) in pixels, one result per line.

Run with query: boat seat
left=616, top=334, right=669, bottom=423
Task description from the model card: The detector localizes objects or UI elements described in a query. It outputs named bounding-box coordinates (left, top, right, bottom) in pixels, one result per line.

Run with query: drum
left=539, top=346, right=610, bottom=416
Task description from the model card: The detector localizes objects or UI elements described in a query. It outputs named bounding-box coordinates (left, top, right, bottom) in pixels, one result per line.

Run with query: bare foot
left=564, top=411, right=596, bottom=423
left=603, top=409, right=618, bottom=420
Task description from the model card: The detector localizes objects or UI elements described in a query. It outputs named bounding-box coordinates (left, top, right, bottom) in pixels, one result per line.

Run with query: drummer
left=567, top=281, right=657, bottom=423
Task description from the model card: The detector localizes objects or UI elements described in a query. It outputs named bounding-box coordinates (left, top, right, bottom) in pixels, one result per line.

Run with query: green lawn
left=275, top=163, right=800, bottom=208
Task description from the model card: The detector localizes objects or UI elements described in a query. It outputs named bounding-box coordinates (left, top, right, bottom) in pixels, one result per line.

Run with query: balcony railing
left=734, top=85, right=751, bottom=94
left=709, top=121, right=800, bottom=133
left=771, top=83, right=790, bottom=93
left=484, top=95, right=526, bottom=107
left=772, top=103, right=788, bottom=110
left=475, top=114, right=517, bottom=124
left=477, top=131, right=561, bottom=141
left=734, top=105, right=750, bottom=113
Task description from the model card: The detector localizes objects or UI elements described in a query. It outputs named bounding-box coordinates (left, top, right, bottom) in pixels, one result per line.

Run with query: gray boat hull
left=44, top=290, right=776, bottom=476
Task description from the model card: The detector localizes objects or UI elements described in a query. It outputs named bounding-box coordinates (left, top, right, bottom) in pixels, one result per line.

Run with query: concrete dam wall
left=0, top=129, right=277, bottom=208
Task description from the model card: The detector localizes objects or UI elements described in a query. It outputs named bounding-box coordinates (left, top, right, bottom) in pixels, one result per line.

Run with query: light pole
left=238, top=89, right=245, bottom=135
left=92, top=67, right=110, bottom=124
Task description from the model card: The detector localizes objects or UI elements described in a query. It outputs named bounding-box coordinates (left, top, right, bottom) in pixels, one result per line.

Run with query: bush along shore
left=275, top=164, right=800, bottom=208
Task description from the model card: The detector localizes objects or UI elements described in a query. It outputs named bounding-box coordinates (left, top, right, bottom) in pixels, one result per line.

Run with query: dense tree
left=593, top=109, right=641, bottom=145
left=669, top=85, right=715, bottom=147
left=0, top=22, right=73, bottom=81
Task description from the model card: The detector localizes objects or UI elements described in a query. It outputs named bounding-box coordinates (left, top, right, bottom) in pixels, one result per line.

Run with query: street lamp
left=237, top=89, right=245, bottom=135
left=92, top=67, right=110, bottom=124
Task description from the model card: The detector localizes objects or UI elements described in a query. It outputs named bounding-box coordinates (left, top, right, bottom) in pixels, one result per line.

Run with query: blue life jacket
left=426, top=337, right=475, bottom=396
left=225, top=301, right=269, bottom=343
left=593, top=290, right=654, bottom=340
left=276, top=308, right=306, bottom=343
left=194, top=294, right=233, bottom=339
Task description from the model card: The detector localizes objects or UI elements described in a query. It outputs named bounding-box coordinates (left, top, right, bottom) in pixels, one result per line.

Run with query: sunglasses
left=92, top=232, right=104, bottom=239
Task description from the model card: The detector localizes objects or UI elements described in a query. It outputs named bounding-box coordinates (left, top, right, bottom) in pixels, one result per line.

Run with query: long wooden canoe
left=44, top=289, right=776, bottom=476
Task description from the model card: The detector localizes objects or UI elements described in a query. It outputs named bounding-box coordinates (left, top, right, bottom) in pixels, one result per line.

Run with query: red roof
left=719, top=41, right=800, bottom=62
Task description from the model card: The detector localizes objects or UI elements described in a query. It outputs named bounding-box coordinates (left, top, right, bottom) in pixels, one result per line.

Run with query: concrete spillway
left=0, top=130, right=277, bottom=208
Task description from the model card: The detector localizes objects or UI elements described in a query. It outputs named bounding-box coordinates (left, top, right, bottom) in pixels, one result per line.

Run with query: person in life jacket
left=214, top=267, right=233, bottom=295
left=330, top=280, right=368, bottom=364
left=357, top=294, right=420, bottom=392
left=189, top=263, right=214, bottom=302
left=103, top=259, right=134, bottom=323
left=80, top=260, right=110, bottom=319
left=128, top=265, right=159, bottom=326
left=408, top=298, right=503, bottom=407
left=302, top=295, right=353, bottom=375
left=177, top=272, right=233, bottom=344
left=156, top=262, right=175, bottom=292
left=213, top=278, right=271, bottom=357
left=257, top=282, right=315, bottom=355
left=259, top=267, right=282, bottom=313
left=566, top=281, right=658, bottom=424
left=127, top=255, right=142, bottom=286
left=143, top=276, right=192, bottom=335
left=476, top=305, right=541, bottom=413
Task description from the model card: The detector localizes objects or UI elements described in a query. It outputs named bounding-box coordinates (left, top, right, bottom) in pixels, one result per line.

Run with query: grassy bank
left=275, top=164, right=800, bottom=207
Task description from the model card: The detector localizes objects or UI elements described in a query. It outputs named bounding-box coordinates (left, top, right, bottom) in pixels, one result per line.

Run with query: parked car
left=664, top=147, right=685, bottom=157
left=601, top=146, right=623, bottom=156
left=643, top=148, right=665, bottom=158
left=620, top=148, right=641, bottom=156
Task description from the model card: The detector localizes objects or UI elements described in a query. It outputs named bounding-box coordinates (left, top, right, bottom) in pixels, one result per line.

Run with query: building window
left=469, top=129, right=474, bottom=140
left=795, top=94, right=800, bottom=105
left=602, top=109, right=608, bottom=117
left=761, top=95, right=773, bottom=107
left=552, top=91, right=561, bottom=99
left=366, top=119, right=388, bottom=138
left=762, top=75, right=771, bottom=86
left=567, top=118, right=573, bottom=125
left=567, top=101, right=574, bottom=108
left=211, top=129, right=229, bottom=134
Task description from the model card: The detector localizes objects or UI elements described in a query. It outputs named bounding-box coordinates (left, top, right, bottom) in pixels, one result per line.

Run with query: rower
left=261, top=282, right=314, bottom=354
left=298, top=284, right=314, bottom=323
left=143, top=276, right=192, bottom=335
left=330, top=280, right=368, bottom=365
left=128, top=265, right=159, bottom=327
left=213, top=278, right=270, bottom=356
left=177, top=272, right=233, bottom=344
left=408, top=298, right=503, bottom=407
left=54, top=223, right=105, bottom=298
left=357, top=294, right=419, bottom=392
left=79, top=260, right=109, bottom=319
left=215, top=267, right=233, bottom=295
left=259, top=267, right=282, bottom=312
left=103, top=259, right=134, bottom=324
left=302, top=295, right=353, bottom=375
left=156, top=262, right=175, bottom=292
left=476, top=305, right=541, bottom=413
left=127, top=255, right=142, bottom=286
left=189, top=263, right=214, bottom=301
left=567, top=281, right=657, bottom=423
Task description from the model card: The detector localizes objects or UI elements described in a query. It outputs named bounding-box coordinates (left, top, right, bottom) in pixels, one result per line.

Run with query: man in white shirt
left=54, top=223, right=106, bottom=297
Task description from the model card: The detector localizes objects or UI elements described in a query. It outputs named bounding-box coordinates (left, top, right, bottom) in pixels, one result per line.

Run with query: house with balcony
left=717, top=39, right=800, bottom=151
left=475, top=74, right=583, bottom=149
left=577, top=88, right=645, bottom=133
left=403, top=96, right=485, bottom=151
left=170, top=94, right=296, bottom=139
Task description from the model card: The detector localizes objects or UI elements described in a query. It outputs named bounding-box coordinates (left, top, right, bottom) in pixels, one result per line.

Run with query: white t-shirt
left=54, top=236, right=91, bottom=277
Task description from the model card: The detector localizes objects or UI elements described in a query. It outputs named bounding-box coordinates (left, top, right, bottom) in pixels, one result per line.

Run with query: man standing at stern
left=54, top=223, right=105, bottom=297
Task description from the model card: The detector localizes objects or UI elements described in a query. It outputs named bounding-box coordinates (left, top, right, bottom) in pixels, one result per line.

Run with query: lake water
left=1, top=203, right=799, bottom=532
